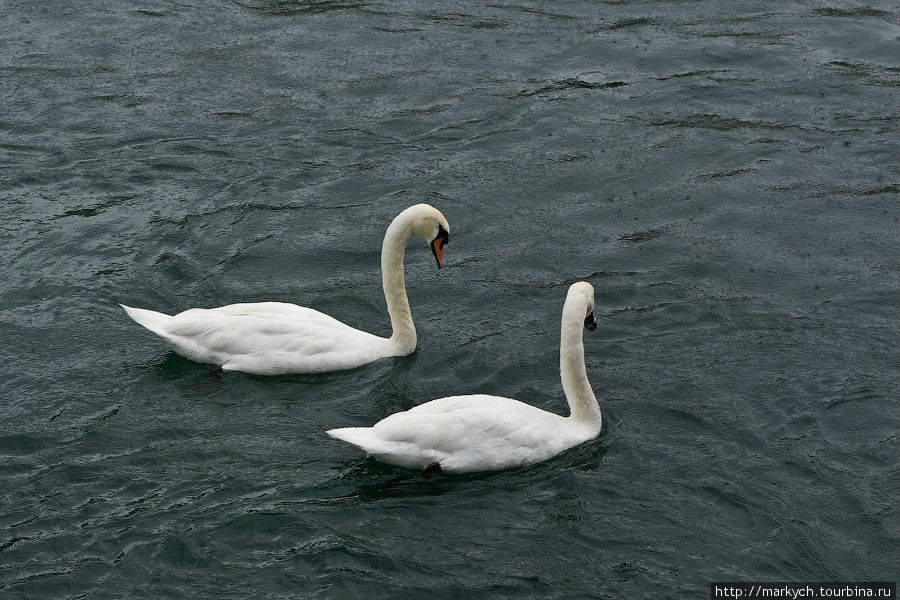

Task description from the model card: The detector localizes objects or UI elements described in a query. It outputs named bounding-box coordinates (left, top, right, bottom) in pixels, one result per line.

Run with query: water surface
left=1, top=1, right=898, bottom=598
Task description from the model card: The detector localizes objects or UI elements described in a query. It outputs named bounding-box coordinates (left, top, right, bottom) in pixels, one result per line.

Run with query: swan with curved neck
left=120, top=204, right=450, bottom=374
left=327, top=281, right=602, bottom=473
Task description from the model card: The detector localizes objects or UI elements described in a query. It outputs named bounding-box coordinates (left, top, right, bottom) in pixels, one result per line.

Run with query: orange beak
left=431, top=237, right=445, bottom=269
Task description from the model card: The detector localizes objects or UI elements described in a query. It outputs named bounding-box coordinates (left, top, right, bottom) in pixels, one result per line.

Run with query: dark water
left=2, top=1, right=898, bottom=598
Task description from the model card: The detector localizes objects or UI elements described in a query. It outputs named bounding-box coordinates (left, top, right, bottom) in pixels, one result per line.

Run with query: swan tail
left=326, top=427, right=382, bottom=454
left=327, top=427, right=408, bottom=457
left=327, top=427, right=440, bottom=470
left=120, top=304, right=173, bottom=338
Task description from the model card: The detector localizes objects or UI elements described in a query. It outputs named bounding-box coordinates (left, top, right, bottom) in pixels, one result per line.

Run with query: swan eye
left=584, top=312, right=596, bottom=331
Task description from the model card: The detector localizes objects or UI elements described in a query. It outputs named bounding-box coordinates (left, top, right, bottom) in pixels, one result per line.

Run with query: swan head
left=402, top=203, right=450, bottom=269
left=568, top=281, right=596, bottom=330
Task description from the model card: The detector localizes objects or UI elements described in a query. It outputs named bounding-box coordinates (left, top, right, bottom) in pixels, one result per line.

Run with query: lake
left=1, top=1, right=898, bottom=598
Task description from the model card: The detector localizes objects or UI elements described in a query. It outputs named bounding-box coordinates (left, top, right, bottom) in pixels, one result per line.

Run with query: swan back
left=328, top=394, right=591, bottom=473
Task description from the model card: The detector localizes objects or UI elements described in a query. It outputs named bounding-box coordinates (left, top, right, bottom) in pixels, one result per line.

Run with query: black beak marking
left=584, top=312, right=597, bottom=331
left=431, top=223, right=449, bottom=269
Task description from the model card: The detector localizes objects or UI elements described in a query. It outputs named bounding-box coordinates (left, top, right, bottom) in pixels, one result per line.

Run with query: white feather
left=327, top=282, right=603, bottom=473
left=121, top=204, right=450, bottom=375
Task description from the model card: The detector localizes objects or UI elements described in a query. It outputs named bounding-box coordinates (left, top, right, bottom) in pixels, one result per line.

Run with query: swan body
left=121, top=204, right=450, bottom=375
left=120, top=302, right=394, bottom=374
left=327, top=281, right=602, bottom=473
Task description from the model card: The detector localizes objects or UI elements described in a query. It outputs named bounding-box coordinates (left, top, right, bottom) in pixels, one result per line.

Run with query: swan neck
left=382, top=218, right=416, bottom=354
left=561, top=296, right=601, bottom=428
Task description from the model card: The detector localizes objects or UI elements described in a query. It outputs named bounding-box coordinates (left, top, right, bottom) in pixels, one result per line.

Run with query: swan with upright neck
left=327, top=281, right=602, bottom=473
left=120, top=204, right=450, bottom=375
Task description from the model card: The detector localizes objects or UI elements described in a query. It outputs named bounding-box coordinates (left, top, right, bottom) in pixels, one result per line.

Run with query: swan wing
left=166, top=303, right=358, bottom=352
left=124, top=302, right=390, bottom=374
left=330, top=395, right=580, bottom=472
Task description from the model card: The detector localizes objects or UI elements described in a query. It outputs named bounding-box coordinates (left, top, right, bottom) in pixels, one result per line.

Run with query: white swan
left=120, top=204, right=450, bottom=375
left=327, top=281, right=602, bottom=473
